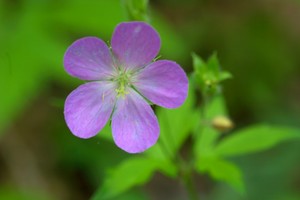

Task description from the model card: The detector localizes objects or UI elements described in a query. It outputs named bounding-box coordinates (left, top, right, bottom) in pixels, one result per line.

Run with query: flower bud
left=212, top=115, right=234, bottom=132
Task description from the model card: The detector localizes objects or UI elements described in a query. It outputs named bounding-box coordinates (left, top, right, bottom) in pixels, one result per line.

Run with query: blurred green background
left=0, top=0, right=300, bottom=199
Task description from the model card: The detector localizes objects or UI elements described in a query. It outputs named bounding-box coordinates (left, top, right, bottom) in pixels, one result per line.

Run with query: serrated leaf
left=92, top=157, right=157, bottom=200
left=215, top=124, right=300, bottom=157
left=195, top=156, right=245, bottom=194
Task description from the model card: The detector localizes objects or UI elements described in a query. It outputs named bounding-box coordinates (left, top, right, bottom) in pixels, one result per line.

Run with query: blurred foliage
left=0, top=186, right=50, bottom=200
left=122, top=0, right=149, bottom=21
left=1, top=0, right=300, bottom=200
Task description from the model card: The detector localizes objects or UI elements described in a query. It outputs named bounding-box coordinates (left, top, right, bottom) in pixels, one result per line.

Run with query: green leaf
left=92, top=157, right=157, bottom=200
left=205, top=94, right=228, bottom=119
left=48, top=0, right=124, bottom=38
left=123, top=0, right=149, bottom=21
left=194, top=127, right=219, bottom=156
left=100, top=190, right=147, bottom=200
left=196, top=156, right=245, bottom=194
left=215, top=124, right=300, bottom=157
left=0, top=4, right=61, bottom=134
left=146, top=83, right=198, bottom=162
left=219, top=71, right=233, bottom=81
left=194, top=95, right=228, bottom=156
left=0, top=185, right=50, bottom=200
left=207, top=52, right=220, bottom=78
left=192, top=52, right=206, bottom=72
left=191, top=53, right=206, bottom=89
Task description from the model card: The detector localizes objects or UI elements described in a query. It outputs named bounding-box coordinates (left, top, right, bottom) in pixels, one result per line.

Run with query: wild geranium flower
left=64, top=22, right=188, bottom=153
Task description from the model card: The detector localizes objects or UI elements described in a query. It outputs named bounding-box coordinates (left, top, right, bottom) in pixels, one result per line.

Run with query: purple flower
left=63, top=22, right=188, bottom=153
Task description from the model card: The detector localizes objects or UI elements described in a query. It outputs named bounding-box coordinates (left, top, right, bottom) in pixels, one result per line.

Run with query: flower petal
left=133, top=60, right=188, bottom=108
left=64, top=81, right=116, bottom=138
left=64, top=37, right=115, bottom=80
left=111, top=22, right=161, bottom=70
left=112, top=89, right=159, bottom=153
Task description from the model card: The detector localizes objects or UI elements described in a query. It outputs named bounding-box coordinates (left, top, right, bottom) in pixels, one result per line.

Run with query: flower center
left=115, top=70, right=131, bottom=98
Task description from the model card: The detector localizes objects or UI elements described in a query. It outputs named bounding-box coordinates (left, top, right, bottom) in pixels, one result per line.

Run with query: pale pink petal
left=64, top=37, right=115, bottom=80
left=111, top=22, right=161, bottom=70
left=111, top=89, right=159, bottom=153
left=133, top=60, right=188, bottom=108
left=64, top=81, right=116, bottom=138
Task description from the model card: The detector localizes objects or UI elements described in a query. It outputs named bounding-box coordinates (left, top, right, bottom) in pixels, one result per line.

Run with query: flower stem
left=157, top=139, right=174, bottom=161
left=179, top=159, right=199, bottom=200
left=158, top=135, right=199, bottom=200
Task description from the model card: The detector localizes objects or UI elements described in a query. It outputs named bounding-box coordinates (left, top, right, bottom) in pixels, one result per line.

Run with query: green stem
left=157, top=139, right=174, bottom=161
left=159, top=136, right=199, bottom=200
left=180, top=160, right=199, bottom=200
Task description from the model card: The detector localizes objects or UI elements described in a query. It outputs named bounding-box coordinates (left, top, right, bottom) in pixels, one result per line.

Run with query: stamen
left=115, top=70, right=131, bottom=98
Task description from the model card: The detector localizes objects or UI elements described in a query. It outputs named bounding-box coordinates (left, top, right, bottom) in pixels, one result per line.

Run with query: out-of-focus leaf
left=146, top=83, right=198, bottom=161
left=0, top=185, right=50, bottom=200
left=205, top=95, right=228, bottom=119
left=194, top=95, right=228, bottom=156
left=192, top=52, right=205, bottom=72
left=195, top=156, right=245, bottom=194
left=153, top=159, right=178, bottom=177
left=0, top=4, right=52, bottom=134
left=92, top=157, right=157, bottom=200
left=191, top=52, right=206, bottom=90
left=194, top=127, right=219, bottom=156
left=101, top=189, right=148, bottom=200
left=207, top=52, right=220, bottom=78
left=152, top=16, right=190, bottom=63
left=215, top=124, right=300, bottom=157
left=219, top=71, right=232, bottom=82
left=123, top=0, right=149, bottom=21
left=48, top=0, right=124, bottom=38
